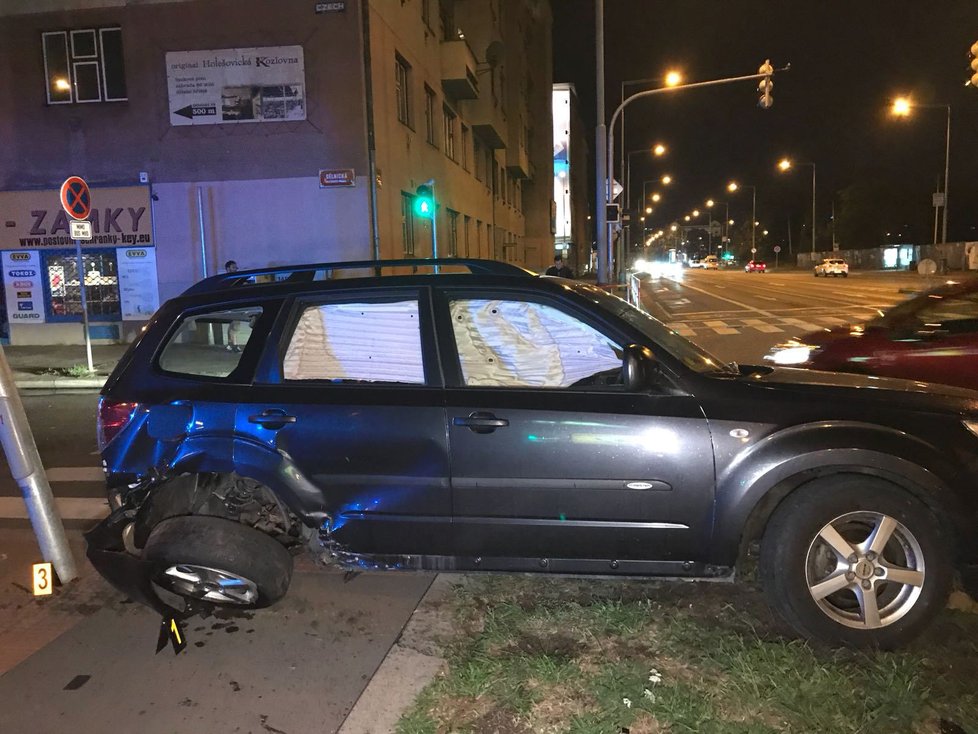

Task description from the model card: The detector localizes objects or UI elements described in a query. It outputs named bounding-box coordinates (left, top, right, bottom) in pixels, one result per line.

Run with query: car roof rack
left=182, top=258, right=535, bottom=296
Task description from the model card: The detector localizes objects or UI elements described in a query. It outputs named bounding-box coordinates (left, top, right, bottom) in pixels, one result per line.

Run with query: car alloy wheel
left=162, top=563, right=260, bottom=606
left=805, top=511, right=924, bottom=629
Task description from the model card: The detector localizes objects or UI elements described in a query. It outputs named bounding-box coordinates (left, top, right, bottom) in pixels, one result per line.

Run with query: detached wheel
left=759, top=476, right=951, bottom=649
left=143, top=516, right=293, bottom=608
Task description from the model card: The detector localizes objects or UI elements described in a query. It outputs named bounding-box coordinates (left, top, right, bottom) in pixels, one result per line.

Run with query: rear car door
left=240, top=287, right=452, bottom=556
left=435, top=286, right=715, bottom=570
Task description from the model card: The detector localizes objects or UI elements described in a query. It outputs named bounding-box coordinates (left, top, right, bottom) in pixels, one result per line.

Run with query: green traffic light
left=414, top=185, right=434, bottom=218
left=415, top=199, right=432, bottom=217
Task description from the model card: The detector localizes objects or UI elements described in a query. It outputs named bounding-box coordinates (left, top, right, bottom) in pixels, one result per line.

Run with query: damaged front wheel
left=143, top=515, right=293, bottom=608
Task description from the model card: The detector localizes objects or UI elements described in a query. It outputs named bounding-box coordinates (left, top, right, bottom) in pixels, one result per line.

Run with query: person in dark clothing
left=545, top=255, right=574, bottom=278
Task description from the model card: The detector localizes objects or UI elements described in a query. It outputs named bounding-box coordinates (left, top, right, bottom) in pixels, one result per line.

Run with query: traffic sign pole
left=74, top=235, right=94, bottom=373
left=60, top=176, right=95, bottom=373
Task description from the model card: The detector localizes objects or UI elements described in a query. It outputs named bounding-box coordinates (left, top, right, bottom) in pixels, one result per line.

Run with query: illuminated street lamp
left=653, top=143, right=667, bottom=156
left=652, top=193, right=661, bottom=202
left=665, top=70, right=682, bottom=87
left=645, top=206, right=653, bottom=214
left=777, top=157, right=817, bottom=253
left=889, top=96, right=951, bottom=243
left=662, top=175, right=672, bottom=185
left=728, top=181, right=757, bottom=255
left=692, top=209, right=700, bottom=217
left=684, top=215, right=691, bottom=222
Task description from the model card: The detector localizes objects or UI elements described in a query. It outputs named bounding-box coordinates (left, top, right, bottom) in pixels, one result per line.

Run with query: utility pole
left=594, top=0, right=608, bottom=284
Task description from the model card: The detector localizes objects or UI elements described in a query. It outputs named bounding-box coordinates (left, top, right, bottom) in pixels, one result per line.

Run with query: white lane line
left=676, top=328, right=696, bottom=337
left=0, top=496, right=108, bottom=520
left=758, top=296, right=778, bottom=301
left=45, top=467, right=104, bottom=482
left=712, top=327, right=739, bottom=335
left=667, top=279, right=776, bottom=317
left=780, top=318, right=824, bottom=331
left=704, top=320, right=729, bottom=327
left=743, top=319, right=784, bottom=333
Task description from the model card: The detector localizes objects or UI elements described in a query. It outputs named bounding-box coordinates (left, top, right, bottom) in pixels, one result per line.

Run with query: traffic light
left=757, top=59, right=774, bottom=109
left=414, top=184, right=434, bottom=218
left=969, top=40, right=978, bottom=88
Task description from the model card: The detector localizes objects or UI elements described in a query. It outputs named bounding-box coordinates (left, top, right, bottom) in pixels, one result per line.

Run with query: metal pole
left=431, top=181, right=438, bottom=259
left=595, top=0, right=608, bottom=284
left=0, top=347, right=77, bottom=583
left=941, top=105, right=950, bottom=244
left=74, top=239, right=94, bottom=372
left=196, top=185, right=208, bottom=278
left=751, top=187, right=756, bottom=255
left=811, top=164, right=816, bottom=254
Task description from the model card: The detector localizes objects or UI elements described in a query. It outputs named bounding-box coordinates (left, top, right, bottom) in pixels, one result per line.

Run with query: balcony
left=506, top=144, right=529, bottom=179
left=464, top=93, right=506, bottom=149
left=440, top=39, right=479, bottom=100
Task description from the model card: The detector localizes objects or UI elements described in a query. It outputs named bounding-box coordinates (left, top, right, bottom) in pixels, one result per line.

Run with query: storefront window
left=45, top=250, right=121, bottom=320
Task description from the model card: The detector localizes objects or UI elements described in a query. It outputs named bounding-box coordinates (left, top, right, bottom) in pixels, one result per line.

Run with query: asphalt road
left=639, top=268, right=942, bottom=365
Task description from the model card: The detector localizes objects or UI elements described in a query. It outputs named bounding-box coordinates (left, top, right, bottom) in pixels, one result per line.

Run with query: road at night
left=638, top=268, right=955, bottom=365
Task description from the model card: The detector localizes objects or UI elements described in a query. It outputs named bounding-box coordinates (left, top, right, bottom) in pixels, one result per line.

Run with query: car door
left=435, top=286, right=715, bottom=569
left=871, top=289, right=978, bottom=390
left=240, top=287, right=452, bottom=556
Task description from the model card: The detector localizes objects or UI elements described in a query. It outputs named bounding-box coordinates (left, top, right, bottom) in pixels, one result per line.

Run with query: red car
left=765, top=278, right=978, bottom=390
left=745, top=260, right=767, bottom=273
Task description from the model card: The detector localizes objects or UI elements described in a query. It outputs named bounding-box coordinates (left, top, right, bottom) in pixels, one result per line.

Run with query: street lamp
left=777, top=157, right=817, bottom=253
left=651, top=193, right=661, bottom=202
left=728, top=181, right=757, bottom=256
left=889, top=96, right=952, bottom=244
left=661, top=175, right=672, bottom=185
left=665, top=70, right=682, bottom=87
left=645, top=206, right=653, bottom=214
left=692, top=209, right=700, bottom=217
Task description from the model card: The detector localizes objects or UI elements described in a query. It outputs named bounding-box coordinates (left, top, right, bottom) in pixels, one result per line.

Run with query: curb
left=338, top=573, right=458, bottom=734
left=14, top=377, right=106, bottom=390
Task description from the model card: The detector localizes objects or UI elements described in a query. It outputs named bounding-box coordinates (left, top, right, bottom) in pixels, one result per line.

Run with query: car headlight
left=764, top=342, right=820, bottom=365
left=965, top=420, right=978, bottom=440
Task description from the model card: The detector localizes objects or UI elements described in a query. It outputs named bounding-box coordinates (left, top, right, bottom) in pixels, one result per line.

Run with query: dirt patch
left=427, top=695, right=494, bottom=732
left=525, top=681, right=596, bottom=733
left=626, top=711, right=671, bottom=734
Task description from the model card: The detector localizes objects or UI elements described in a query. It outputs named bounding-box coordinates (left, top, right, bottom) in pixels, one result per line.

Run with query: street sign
left=932, top=192, right=946, bottom=208
left=69, top=220, right=93, bottom=240
left=773, top=245, right=782, bottom=253
left=319, top=169, right=356, bottom=188
left=751, top=247, right=757, bottom=254
left=59, top=176, right=91, bottom=220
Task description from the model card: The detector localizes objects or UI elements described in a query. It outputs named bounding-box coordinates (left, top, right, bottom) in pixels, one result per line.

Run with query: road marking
left=0, top=496, right=108, bottom=520
left=758, top=296, right=778, bottom=301
left=711, top=327, right=739, bottom=335
left=663, top=278, right=776, bottom=317
left=45, top=467, right=104, bottom=482
left=743, top=319, right=784, bottom=333
left=704, top=320, right=729, bottom=328
left=780, top=318, right=824, bottom=331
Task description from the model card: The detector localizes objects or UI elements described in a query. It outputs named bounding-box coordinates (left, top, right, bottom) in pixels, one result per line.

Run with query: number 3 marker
left=32, top=563, right=53, bottom=596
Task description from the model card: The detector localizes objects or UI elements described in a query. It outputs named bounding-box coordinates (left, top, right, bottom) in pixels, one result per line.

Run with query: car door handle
left=453, top=412, right=509, bottom=434
left=248, top=410, right=297, bottom=428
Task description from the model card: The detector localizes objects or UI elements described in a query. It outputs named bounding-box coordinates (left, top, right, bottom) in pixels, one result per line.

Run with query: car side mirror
left=623, top=344, right=659, bottom=392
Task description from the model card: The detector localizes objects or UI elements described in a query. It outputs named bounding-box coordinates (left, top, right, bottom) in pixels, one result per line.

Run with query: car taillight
left=98, top=398, right=138, bottom=450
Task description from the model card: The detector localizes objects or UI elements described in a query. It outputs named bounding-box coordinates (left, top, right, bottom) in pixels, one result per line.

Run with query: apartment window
left=421, top=0, right=431, bottom=28
left=488, top=150, right=496, bottom=192
left=424, top=85, right=436, bottom=144
left=460, top=125, right=470, bottom=170
left=447, top=210, right=459, bottom=256
left=463, top=215, right=472, bottom=256
left=42, top=27, right=127, bottom=104
left=394, top=54, right=411, bottom=125
left=476, top=220, right=483, bottom=257
left=401, top=192, right=416, bottom=255
left=473, top=138, right=483, bottom=182
left=443, top=105, right=457, bottom=161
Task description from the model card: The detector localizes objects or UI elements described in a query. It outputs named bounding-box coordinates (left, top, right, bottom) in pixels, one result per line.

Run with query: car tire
left=143, top=515, right=293, bottom=608
left=814, top=271, right=819, bottom=277
left=759, top=475, right=952, bottom=649
left=842, top=272, right=848, bottom=278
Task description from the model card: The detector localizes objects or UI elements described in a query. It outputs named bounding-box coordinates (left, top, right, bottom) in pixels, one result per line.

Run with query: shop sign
left=0, top=186, right=152, bottom=249
left=166, top=46, right=306, bottom=126
left=2, top=250, right=45, bottom=323
left=116, top=247, right=160, bottom=320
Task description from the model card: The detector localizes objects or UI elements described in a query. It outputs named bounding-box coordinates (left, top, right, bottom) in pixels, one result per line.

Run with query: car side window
left=449, top=298, right=623, bottom=388
left=282, top=299, right=425, bottom=383
left=158, top=306, right=262, bottom=378
left=911, top=292, right=978, bottom=334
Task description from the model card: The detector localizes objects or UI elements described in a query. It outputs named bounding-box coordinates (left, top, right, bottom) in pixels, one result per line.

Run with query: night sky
left=553, top=0, right=978, bottom=249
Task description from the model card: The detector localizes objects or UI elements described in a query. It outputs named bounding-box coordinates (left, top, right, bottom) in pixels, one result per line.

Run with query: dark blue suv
left=87, top=258, right=978, bottom=649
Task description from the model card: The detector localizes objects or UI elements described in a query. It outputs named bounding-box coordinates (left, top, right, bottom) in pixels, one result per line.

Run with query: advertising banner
left=2, top=250, right=45, bottom=323
left=0, top=186, right=152, bottom=249
left=116, top=247, right=160, bottom=320
left=166, top=46, right=306, bottom=126
left=553, top=87, right=571, bottom=242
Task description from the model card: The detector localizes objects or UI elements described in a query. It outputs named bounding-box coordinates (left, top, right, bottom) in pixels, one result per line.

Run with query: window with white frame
left=447, top=210, right=459, bottom=256
left=424, top=85, right=436, bottom=144
left=460, top=124, right=470, bottom=170
left=394, top=53, right=411, bottom=125
left=443, top=105, right=457, bottom=160
left=42, top=27, right=127, bottom=104
left=401, top=192, right=416, bottom=255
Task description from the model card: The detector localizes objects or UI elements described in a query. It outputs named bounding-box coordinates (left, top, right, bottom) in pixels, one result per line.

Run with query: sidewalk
left=1, top=343, right=129, bottom=390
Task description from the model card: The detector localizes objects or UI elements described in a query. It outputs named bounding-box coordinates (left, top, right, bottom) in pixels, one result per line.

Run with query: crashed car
left=88, top=258, right=978, bottom=649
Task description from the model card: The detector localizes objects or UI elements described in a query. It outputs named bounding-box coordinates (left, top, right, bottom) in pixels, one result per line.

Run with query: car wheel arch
left=711, top=439, right=964, bottom=570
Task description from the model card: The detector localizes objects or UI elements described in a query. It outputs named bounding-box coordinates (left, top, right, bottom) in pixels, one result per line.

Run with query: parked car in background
left=765, top=278, right=978, bottom=391
left=87, top=259, right=978, bottom=650
left=815, top=258, right=849, bottom=277
left=745, top=260, right=767, bottom=273
left=688, top=258, right=704, bottom=269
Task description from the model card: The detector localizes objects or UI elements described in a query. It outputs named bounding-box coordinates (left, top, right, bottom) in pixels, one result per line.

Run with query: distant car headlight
left=965, top=420, right=978, bottom=440
left=764, top=342, right=820, bottom=365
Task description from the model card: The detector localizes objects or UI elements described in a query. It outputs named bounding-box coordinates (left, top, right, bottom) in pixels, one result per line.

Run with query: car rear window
left=158, top=306, right=262, bottom=377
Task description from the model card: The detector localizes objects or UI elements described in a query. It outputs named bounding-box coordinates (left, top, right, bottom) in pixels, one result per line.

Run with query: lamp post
left=728, top=182, right=757, bottom=258
left=625, top=145, right=667, bottom=219
left=601, top=66, right=781, bottom=283
left=777, top=158, right=816, bottom=253
left=891, top=97, right=951, bottom=244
